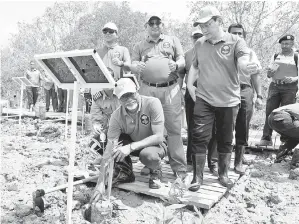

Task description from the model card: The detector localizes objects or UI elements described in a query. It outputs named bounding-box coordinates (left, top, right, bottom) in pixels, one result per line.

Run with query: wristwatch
left=175, top=63, right=178, bottom=71
left=257, top=95, right=263, bottom=100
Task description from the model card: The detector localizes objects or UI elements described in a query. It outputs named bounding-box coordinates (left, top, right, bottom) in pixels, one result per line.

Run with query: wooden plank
left=247, top=129, right=281, bottom=150
left=117, top=181, right=215, bottom=209
left=133, top=164, right=240, bottom=179
left=116, top=154, right=257, bottom=210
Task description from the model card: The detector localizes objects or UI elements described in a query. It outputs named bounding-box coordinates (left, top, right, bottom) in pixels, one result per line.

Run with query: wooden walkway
left=247, top=129, right=281, bottom=150
left=117, top=154, right=256, bottom=210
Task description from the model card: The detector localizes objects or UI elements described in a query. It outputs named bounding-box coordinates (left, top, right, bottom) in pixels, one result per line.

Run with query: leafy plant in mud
left=154, top=202, right=186, bottom=224
left=168, top=177, right=197, bottom=203
left=153, top=202, right=204, bottom=224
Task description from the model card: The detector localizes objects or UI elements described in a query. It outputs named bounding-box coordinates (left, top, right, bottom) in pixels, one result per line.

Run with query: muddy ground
left=1, top=117, right=299, bottom=224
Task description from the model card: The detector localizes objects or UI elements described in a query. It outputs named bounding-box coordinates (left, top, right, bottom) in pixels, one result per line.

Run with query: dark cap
left=279, top=34, right=294, bottom=43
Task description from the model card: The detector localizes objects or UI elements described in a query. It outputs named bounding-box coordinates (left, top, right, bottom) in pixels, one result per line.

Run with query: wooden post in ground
left=65, top=88, right=70, bottom=139
left=19, top=83, right=24, bottom=125
left=90, top=145, right=114, bottom=223
left=66, top=81, right=79, bottom=224
left=82, top=101, right=85, bottom=135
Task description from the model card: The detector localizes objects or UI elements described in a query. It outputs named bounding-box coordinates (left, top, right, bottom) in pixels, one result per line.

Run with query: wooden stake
left=66, top=81, right=79, bottom=224
left=65, top=88, right=70, bottom=139
left=19, top=83, right=24, bottom=125
left=82, top=103, right=85, bottom=135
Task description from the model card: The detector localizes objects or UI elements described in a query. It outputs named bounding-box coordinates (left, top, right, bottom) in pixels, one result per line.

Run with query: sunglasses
left=148, top=21, right=162, bottom=27
left=231, top=32, right=243, bottom=36
left=103, top=30, right=116, bottom=34
left=193, top=34, right=203, bottom=40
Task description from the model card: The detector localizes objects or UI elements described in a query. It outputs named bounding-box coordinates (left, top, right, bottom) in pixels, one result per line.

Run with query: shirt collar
left=104, top=43, right=119, bottom=50
left=146, top=33, right=165, bottom=43
left=205, top=32, right=228, bottom=45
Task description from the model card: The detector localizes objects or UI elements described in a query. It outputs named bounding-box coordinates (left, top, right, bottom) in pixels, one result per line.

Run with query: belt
left=142, top=79, right=177, bottom=88
left=272, top=80, right=298, bottom=85
left=240, top=84, right=251, bottom=90
left=272, top=80, right=286, bottom=85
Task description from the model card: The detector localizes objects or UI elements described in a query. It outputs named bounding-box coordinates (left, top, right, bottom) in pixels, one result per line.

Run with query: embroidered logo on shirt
left=140, top=114, right=150, bottom=125
left=220, top=45, right=231, bottom=55
left=163, top=42, right=171, bottom=48
left=113, top=51, right=121, bottom=58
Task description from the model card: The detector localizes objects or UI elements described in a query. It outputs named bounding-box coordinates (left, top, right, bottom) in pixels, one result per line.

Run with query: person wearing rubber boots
left=179, top=29, right=203, bottom=165
left=187, top=6, right=258, bottom=191
left=206, top=23, right=263, bottom=176
left=92, top=78, right=167, bottom=192
left=268, top=103, right=299, bottom=169
left=131, top=14, right=187, bottom=178
left=258, top=34, right=298, bottom=146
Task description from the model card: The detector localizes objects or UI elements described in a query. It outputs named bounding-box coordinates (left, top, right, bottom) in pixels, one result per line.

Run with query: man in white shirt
left=25, top=61, right=42, bottom=111
left=259, top=35, right=298, bottom=146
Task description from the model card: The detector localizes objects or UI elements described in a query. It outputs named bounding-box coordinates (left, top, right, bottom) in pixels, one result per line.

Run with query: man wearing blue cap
left=258, top=34, right=298, bottom=146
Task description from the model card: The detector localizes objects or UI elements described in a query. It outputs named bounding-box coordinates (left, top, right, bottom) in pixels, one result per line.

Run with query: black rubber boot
left=189, top=154, right=206, bottom=192
left=149, top=166, right=162, bottom=189
left=208, top=149, right=218, bottom=176
left=218, top=153, right=233, bottom=188
left=207, top=137, right=218, bottom=176
left=234, top=145, right=245, bottom=175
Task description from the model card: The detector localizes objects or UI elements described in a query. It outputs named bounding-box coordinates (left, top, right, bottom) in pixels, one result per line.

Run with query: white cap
left=193, top=6, right=221, bottom=26
left=113, top=78, right=137, bottom=99
left=102, top=22, right=118, bottom=33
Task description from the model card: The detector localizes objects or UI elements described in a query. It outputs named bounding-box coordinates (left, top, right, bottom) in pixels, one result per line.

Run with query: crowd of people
left=24, top=60, right=70, bottom=113
left=24, top=5, right=298, bottom=197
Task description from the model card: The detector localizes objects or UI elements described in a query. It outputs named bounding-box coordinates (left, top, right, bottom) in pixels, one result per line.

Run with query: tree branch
left=268, top=13, right=299, bottom=49
left=248, top=2, right=266, bottom=47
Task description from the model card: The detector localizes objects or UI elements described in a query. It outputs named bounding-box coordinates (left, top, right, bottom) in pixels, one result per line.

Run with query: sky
left=0, top=0, right=190, bottom=47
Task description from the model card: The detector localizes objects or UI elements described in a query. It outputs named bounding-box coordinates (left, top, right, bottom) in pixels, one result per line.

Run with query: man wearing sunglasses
left=187, top=6, right=259, bottom=191
left=258, top=34, right=298, bottom=147
left=131, top=14, right=187, bottom=179
left=89, top=22, right=132, bottom=185
left=91, top=78, right=166, bottom=194
left=90, top=22, right=131, bottom=143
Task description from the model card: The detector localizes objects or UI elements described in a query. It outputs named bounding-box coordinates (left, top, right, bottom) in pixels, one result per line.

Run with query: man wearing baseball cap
left=207, top=23, right=263, bottom=176
left=258, top=34, right=298, bottom=146
left=187, top=6, right=258, bottom=191
left=179, top=29, right=203, bottom=165
left=131, top=14, right=187, bottom=179
left=90, top=22, right=131, bottom=145
left=91, top=78, right=167, bottom=194
left=89, top=22, right=132, bottom=182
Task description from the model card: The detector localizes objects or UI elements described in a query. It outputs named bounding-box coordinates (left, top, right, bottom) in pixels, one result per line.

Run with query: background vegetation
left=1, top=1, right=299, bottom=128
